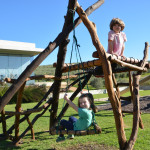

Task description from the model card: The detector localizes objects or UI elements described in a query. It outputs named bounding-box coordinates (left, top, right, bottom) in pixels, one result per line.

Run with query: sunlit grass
left=0, top=90, right=150, bottom=149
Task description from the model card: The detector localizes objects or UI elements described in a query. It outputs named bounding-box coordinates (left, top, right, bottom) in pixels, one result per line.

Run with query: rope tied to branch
left=67, top=7, right=77, bottom=14
left=66, top=6, right=89, bottom=93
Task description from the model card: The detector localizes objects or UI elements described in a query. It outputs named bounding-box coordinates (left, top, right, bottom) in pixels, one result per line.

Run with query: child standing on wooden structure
left=107, top=18, right=127, bottom=57
left=56, top=93, right=98, bottom=142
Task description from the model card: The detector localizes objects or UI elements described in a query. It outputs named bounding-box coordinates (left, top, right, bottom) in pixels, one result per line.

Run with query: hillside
left=34, top=65, right=55, bottom=75
left=34, top=64, right=150, bottom=89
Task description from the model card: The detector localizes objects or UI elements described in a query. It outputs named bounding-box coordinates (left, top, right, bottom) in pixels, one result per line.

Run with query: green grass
left=122, top=90, right=150, bottom=97
left=0, top=91, right=150, bottom=150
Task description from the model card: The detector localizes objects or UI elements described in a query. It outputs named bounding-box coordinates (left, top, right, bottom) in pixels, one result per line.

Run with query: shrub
left=0, top=85, right=47, bottom=104
left=22, top=85, right=47, bottom=103
left=90, top=78, right=105, bottom=89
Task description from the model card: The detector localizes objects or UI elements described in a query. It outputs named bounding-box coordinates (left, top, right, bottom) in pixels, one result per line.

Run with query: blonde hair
left=110, top=18, right=125, bottom=31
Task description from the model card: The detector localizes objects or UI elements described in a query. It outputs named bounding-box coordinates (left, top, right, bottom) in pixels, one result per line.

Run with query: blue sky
left=0, top=0, right=150, bottom=65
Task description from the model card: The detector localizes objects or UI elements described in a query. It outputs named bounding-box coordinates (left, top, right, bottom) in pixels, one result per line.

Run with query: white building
left=0, top=40, right=43, bottom=80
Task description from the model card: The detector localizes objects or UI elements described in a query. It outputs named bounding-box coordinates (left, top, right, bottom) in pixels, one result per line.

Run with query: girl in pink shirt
left=107, top=18, right=127, bottom=57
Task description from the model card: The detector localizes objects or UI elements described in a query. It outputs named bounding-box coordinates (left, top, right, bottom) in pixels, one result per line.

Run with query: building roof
left=0, top=40, right=43, bottom=56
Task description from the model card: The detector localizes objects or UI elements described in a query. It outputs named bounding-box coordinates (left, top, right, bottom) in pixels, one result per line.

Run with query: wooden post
left=14, top=82, right=26, bottom=145
left=76, top=3, right=126, bottom=149
left=125, top=74, right=140, bottom=150
left=50, top=0, right=77, bottom=128
left=61, top=59, right=102, bottom=73
left=25, top=115, right=35, bottom=140
left=15, top=98, right=53, bottom=143
left=129, top=71, right=144, bottom=129
left=125, top=42, right=149, bottom=149
left=1, top=109, right=7, bottom=136
left=120, top=75, right=150, bottom=95
left=112, top=73, right=120, bottom=99
left=6, top=84, right=54, bottom=135
left=129, top=71, right=133, bottom=100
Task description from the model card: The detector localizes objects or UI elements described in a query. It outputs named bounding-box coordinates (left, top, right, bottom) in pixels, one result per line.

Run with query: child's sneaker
left=67, top=134, right=74, bottom=139
left=56, top=136, right=65, bottom=142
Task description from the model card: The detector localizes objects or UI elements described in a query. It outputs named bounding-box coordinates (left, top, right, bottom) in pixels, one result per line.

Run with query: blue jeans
left=60, top=116, right=77, bottom=130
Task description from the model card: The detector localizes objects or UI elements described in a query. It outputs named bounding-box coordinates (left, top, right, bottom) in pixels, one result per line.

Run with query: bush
left=0, top=85, right=47, bottom=104
left=90, top=78, right=105, bottom=89
left=22, top=85, right=47, bottom=103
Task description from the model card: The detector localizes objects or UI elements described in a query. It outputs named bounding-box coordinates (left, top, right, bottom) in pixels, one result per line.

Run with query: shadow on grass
left=0, top=140, right=21, bottom=150
left=95, top=112, right=114, bottom=117
left=24, top=131, right=55, bottom=141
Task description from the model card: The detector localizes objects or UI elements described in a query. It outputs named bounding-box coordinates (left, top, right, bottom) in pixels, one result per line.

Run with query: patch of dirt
left=66, top=143, right=118, bottom=150
left=97, top=96, right=150, bottom=113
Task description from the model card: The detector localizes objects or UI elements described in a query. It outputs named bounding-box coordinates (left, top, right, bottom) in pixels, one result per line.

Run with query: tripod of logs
left=0, top=0, right=150, bottom=149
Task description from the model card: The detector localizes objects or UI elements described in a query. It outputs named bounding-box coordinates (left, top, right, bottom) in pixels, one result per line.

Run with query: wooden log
left=25, top=115, right=35, bottom=140
left=120, top=75, right=150, bottom=95
left=50, top=0, right=77, bottom=128
left=5, top=98, right=52, bottom=116
left=117, top=83, right=130, bottom=87
left=1, top=109, right=7, bottom=136
left=66, top=75, right=87, bottom=91
left=128, top=71, right=143, bottom=129
left=110, top=58, right=147, bottom=72
left=125, top=42, right=149, bottom=150
left=93, top=51, right=150, bottom=68
left=14, top=82, right=26, bottom=145
left=129, top=71, right=134, bottom=101
left=120, top=96, right=131, bottom=101
left=125, top=74, right=140, bottom=150
left=112, top=73, right=120, bottom=99
left=122, top=110, right=134, bottom=114
left=0, top=115, right=12, bottom=123
left=138, top=42, right=149, bottom=70
left=6, top=85, right=54, bottom=135
left=5, top=108, right=44, bottom=116
left=15, top=98, right=53, bottom=144
left=4, top=75, right=78, bottom=83
left=0, top=0, right=105, bottom=113
left=53, top=62, right=73, bottom=68
left=50, top=129, right=101, bottom=135
left=61, top=59, right=102, bottom=73
left=93, top=51, right=141, bottom=63
left=139, top=115, right=144, bottom=129
left=76, top=2, right=127, bottom=149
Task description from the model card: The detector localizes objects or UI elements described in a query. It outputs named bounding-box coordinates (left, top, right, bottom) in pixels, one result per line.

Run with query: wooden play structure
left=0, top=0, right=150, bottom=149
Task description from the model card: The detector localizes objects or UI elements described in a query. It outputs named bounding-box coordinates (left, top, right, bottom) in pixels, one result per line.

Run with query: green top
left=73, top=108, right=92, bottom=131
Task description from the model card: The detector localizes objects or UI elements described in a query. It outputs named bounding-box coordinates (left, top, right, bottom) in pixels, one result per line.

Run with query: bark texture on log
left=50, top=0, right=77, bottom=128
left=1, top=109, right=7, bottom=136
left=14, top=82, right=26, bottom=145
left=62, top=59, right=102, bottom=73
left=14, top=98, right=53, bottom=144
left=124, top=74, right=140, bottom=150
left=125, top=42, right=149, bottom=150
left=76, top=2, right=127, bottom=149
left=25, top=116, right=35, bottom=140
left=6, top=84, right=54, bottom=137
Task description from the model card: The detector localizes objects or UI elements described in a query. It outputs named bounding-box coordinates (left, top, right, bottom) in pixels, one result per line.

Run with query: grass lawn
left=0, top=91, right=150, bottom=150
